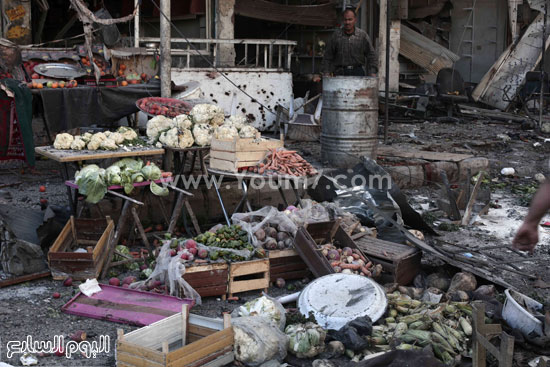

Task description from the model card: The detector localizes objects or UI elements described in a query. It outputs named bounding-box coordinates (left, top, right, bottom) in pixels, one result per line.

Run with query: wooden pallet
left=228, top=259, right=270, bottom=298
left=48, top=216, right=114, bottom=280
left=472, top=302, right=514, bottom=367
left=268, top=249, right=310, bottom=282
left=183, top=263, right=229, bottom=299
left=117, top=305, right=234, bottom=367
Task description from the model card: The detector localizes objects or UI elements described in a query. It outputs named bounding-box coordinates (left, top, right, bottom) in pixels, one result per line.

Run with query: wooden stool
left=472, top=302, right=514, bottom=367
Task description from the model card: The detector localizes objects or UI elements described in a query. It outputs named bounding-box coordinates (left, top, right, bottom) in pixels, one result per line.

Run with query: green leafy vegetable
left=150, top=181, right=169, bottom=196
left=141, top=163, right=162, bottom=181
left=75, top=165, right=107, bottom=203
left=105, top=165, right=122, bottom=185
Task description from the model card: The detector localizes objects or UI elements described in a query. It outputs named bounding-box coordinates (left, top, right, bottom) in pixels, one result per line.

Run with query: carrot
left=330, top=261, right=341, bottom=267
left=161, top=171, right=172, bottom=177
left=144, top=226, right=153, bottom=233
left=340, top=263, right=361, bottom=270
left=194, top=259, right=208, bottom=264
left=227, top=296, right=239, bottom=301
left=352, top=254, right=360, bottom=260
left=365, top=261, right=373, bottom=269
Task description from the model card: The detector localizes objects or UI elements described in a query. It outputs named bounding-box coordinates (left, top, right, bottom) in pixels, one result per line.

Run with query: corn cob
left=393, top=322, right=408, bottom=339
left=459, top=317, right=472, bottom=336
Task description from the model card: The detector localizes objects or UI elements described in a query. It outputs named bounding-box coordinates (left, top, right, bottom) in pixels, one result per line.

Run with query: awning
left=235, top=0, right=338, bottom=27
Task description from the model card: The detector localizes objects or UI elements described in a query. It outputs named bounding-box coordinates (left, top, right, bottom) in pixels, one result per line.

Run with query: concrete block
left=458, top=157, right=489, bottom=181
left=425, top=161, right=459, bottom=184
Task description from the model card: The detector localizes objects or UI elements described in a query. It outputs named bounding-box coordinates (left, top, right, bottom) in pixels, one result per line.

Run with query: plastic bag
left=196, top=242, right=254, bottom=262
left=232, top=316, right=289, bottom=366
left=327, top=315, right=372, bottom=352
left=130, top=241, right=201, bottom=305
left=231, top=295, right=287, bottom=331
left=232, top=206, right=298, bottom=247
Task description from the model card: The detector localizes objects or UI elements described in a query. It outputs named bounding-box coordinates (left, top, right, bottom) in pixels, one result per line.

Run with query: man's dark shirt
left=321, top=27, right=378, bottom=75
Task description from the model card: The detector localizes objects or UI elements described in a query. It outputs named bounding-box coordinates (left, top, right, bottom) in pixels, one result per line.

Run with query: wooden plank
left=92, top=218, right=114, bottom=260
left=193, top=351, right=234, bottom=367
left=166, top=328, right=234, bottom=365
left=49, top=252, right=94, bottom=260
left=230, top=259, right=269, bottom=277
left=210, top=136, right=283, bottom=153
left=268, top=249, right=299, bottom=259
left=0, top=270, right=51, bottom=288
left=117, top=342, right=165, bottom=364
left=210, top=149, right=267, bottom=162
left=35, top=146, right=165, bottom=163
left=185, top=263, right=228, bottom=274
left=399, top=24, right=459, bottom=75
left=48, top=220, right=72, bottom=255
left=124, top=312, right=182, bottom=347
left=441, top=171, right=461, bottom=221
left=229, top=277, right=269, bottom=294
left=377, top=146, right=474, bottom=162
left=461, top=171, right=484, bottom=226
left=117, top=351, right=165, bottom=367
left=472, top=13, right=550, bottom=110
left=188, top=324, right=218, bottom=338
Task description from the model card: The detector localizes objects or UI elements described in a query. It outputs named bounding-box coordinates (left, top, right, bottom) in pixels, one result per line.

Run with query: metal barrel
left=321, top=76, right=379, bottom=168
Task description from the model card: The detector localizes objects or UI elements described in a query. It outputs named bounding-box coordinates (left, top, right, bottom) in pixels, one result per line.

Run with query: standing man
left=512, top=178, right=550, bottom=254
left=313, top=8, right=378, bottom=82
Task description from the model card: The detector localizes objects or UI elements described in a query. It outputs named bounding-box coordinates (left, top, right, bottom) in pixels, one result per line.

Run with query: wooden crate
left=294, top=221, right=371, bottom=278
left=48, top=217, right=114, bottom=281
left=268, top=249, right=310, bottom=282
left=354, top=236, right=421, bottom=286
left=183, top=262, right=229, bottom=298
left=117, top=308, right=234, bottom=367
left=209, top=134, right=283, bottom=172
left=228, top=258, right=270, bottom=297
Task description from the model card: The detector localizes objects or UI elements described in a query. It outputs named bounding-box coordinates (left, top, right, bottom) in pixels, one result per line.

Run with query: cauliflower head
left=70, top=136, right=87, bottom=150
left=192, top=123, right=213, bottom=146
left=159, top=127, right=179, bottom=148
left=146, top=115, right=174, bottom=141
left=190, top=104, right=225, bottom=126
left=173, top=114, right=192, bottom=130
left=214, top=125, right=239, bottom=140
left=178, top=129, right=194, bottom=148
left=225, top=115, right=248, bottom=130
left=100, top=138, right=118, bottom=150
left=53, top=133, right=74, bottom=150
left=117, top=127, right=138, bottom=142
left=87, top=132, right=107, bottom=151
left=239, top=125, right=259, bottom=139
left=81, top=132, right=93, bottom=143
left=109, top=132, right=125, bottom=145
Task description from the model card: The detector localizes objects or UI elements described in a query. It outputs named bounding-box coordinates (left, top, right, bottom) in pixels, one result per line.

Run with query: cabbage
left=150, top=181, right=169, bottom=196
left=105, top=165, right=122, bottom=185
left=113, top=158, right=144, bottom=172
left=75, top=165, right=107, bottom=203
left=141, top=164, right=162, bottom=181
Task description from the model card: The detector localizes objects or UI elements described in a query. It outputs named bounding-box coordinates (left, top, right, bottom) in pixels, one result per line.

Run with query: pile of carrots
left=258, top=149, right=317, bottom=176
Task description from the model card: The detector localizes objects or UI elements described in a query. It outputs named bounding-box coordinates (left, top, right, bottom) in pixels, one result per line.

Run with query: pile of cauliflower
left=53, top=127, right=139, bottom=151
left=145, top=103, right=260, bottom=149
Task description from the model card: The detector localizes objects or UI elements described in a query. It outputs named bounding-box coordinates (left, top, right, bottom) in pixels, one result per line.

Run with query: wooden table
left=35, top=145, right=165, bottom=213
left=163, top=146, right=209, bottom=176
left=207, top=168, right=308, bottom=225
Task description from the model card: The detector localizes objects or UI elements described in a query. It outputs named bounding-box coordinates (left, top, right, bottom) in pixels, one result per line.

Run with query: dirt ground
left=1, top=116, right=549, bottom=366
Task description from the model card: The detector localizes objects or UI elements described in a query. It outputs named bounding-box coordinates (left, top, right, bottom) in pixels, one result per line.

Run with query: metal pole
left=384, top=0, right=390, bottom=143
left=540, top=2, right=547, bottom=129
left=160, top=0, right=172, bottom=98
left=134, top=0, right=140, bottom=48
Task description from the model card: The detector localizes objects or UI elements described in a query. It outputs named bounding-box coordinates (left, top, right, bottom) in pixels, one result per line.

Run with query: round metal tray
left=136, top=97, right=193, bottom=118
left=34, top=63, right=87, bottom=79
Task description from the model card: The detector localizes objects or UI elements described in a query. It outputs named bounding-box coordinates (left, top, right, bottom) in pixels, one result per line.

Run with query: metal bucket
left=321, top=76, right=379, bottom=168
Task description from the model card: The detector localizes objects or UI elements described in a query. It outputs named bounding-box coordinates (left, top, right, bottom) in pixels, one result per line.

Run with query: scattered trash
left=78, top=278, right=102, bottom=297
left=501, top=167, right=515, bottom=176
left=19, top=354, right=38, bottom=366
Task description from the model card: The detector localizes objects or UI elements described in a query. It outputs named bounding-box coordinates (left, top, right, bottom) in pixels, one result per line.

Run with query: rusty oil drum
left=321, top=76, right=379, bottom=168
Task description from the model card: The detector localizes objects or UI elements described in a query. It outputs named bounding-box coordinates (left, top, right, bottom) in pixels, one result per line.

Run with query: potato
left=264, top=237, right=277, bottom=250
